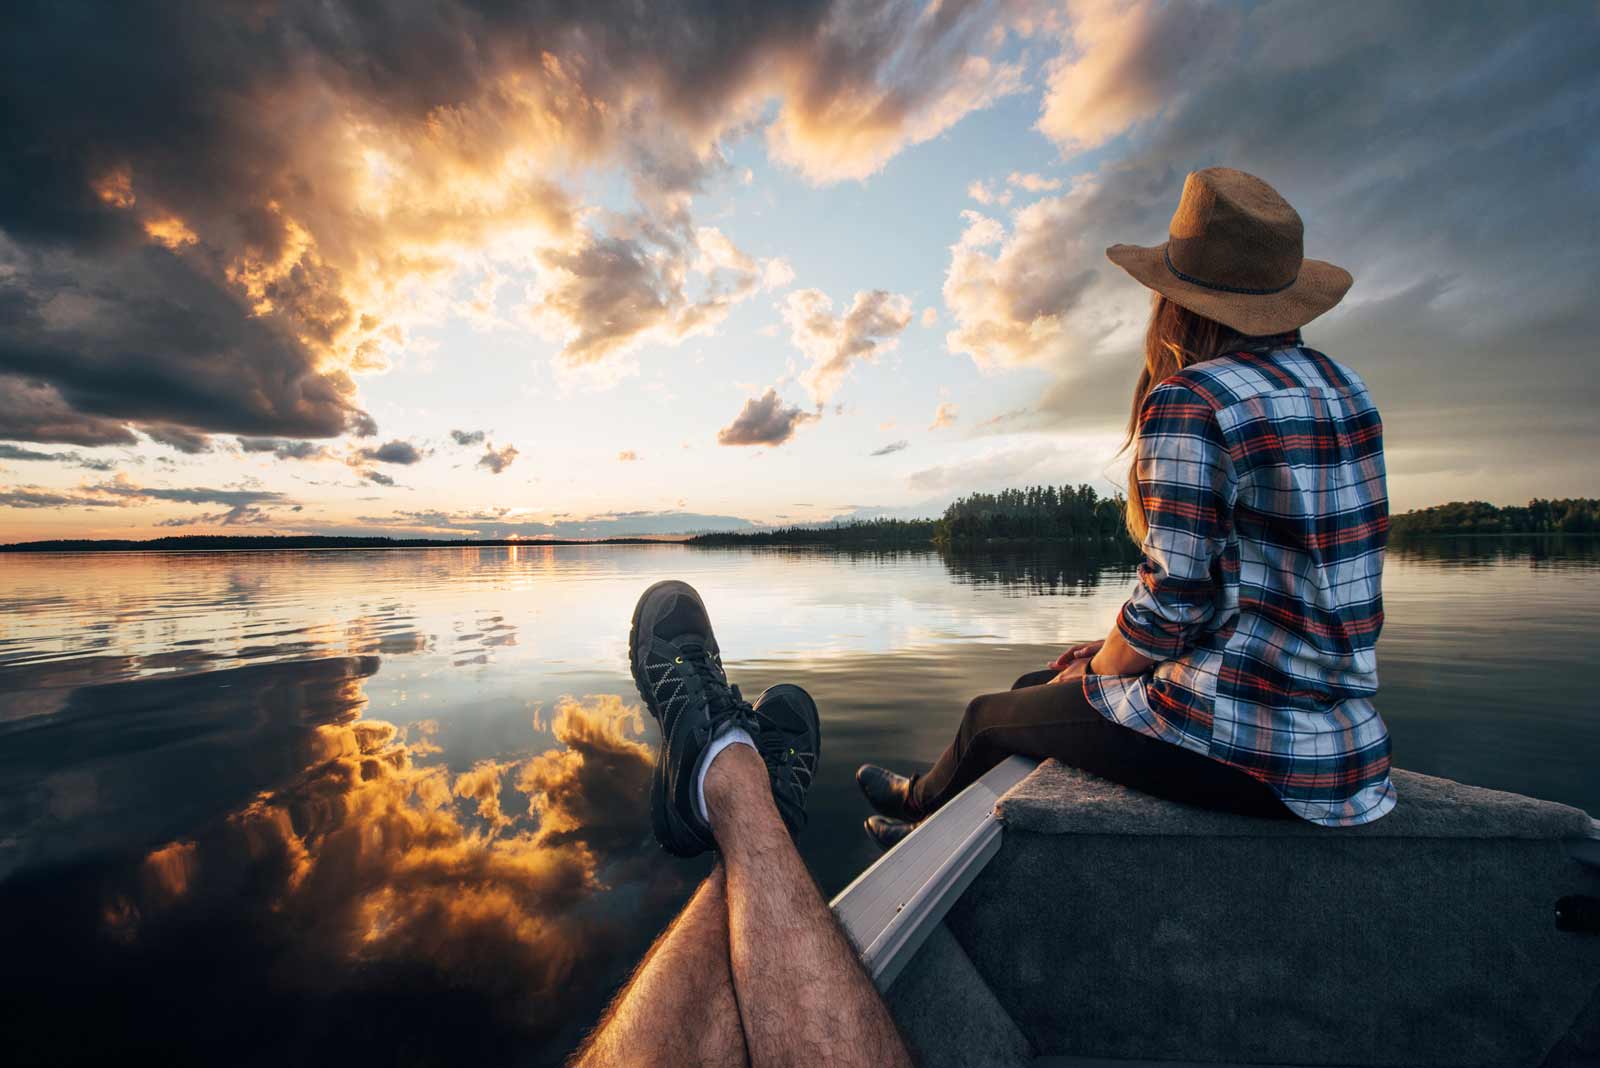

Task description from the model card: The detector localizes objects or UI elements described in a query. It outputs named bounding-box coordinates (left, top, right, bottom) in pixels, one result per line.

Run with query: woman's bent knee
left=1011, top=668, right=1057, bottom=691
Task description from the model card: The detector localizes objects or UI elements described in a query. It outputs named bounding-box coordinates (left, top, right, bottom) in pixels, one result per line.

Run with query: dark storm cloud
left=716, top=388, right=820, bottom=447
left=450, top=429, right=486, bottom=446
left=0, top=248, right=370, bottom=446
left=0, top=376, right=139, bottom=446
left=356, top=439, right=424, bottom=466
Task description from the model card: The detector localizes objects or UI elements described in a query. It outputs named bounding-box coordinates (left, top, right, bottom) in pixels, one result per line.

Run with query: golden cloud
left=105, top=691, right=675, bottom=1025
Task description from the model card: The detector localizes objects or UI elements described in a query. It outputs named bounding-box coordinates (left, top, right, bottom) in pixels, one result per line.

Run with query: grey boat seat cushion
left=936, top=763, right=1600, bottom=1068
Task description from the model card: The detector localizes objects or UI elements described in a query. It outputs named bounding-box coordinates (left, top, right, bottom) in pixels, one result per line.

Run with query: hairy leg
left=706, top=745, right=914, bottom=1068
left=571, top=866, right=748, bottom=1068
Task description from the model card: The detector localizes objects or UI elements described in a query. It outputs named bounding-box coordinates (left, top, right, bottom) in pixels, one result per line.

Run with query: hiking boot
left=864, top=814, right=916, bottom=851
left=750, top=684, right=820, bottom=840
left=856, top=763, right=918, bottom=821
left=630, top=580, right=757, bottom=857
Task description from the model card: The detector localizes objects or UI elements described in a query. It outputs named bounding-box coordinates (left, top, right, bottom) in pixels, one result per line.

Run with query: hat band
left=1164, top=246, right=1297, bottom=296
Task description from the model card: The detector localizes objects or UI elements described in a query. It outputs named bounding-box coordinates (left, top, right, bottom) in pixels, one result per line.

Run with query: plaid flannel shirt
left=1085, top=330, right=1396, bottom=826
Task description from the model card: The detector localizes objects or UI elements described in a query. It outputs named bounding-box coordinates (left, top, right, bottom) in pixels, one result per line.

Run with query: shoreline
left=4, top=529, right=1595, bottom=555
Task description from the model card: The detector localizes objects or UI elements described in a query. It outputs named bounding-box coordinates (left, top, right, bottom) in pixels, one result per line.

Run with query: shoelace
left=678, top=643, right=758, bottom=736
left=753, top=705, right=815, bottom=795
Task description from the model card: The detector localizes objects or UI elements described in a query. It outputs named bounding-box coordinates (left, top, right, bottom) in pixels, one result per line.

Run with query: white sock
left=694, top=725, right=757, bottom=824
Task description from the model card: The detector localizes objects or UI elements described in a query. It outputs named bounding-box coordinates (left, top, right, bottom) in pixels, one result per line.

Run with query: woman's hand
left=1048, top=658, right=1089, bottom=685
left=1049, top=640, right=1104, bottom=671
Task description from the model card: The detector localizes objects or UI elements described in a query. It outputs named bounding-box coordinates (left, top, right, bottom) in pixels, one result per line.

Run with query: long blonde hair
left=1123, top=294, right=1228, bottom=544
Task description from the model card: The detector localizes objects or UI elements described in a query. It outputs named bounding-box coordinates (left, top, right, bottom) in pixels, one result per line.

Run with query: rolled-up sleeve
left=1117, top=380, right=1233, bottom=661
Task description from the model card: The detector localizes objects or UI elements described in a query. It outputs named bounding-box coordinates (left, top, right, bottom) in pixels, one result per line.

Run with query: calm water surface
left=3, top=539, right=1597, bottom=1065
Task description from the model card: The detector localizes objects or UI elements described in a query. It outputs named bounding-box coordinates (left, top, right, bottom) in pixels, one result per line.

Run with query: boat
left=831, top=757, right=1600, bottom=1068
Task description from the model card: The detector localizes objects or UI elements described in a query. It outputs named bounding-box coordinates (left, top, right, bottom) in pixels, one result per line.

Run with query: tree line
left=688, top=484, right=1131, bottom=548
left=1389, top=498, right=1600, bottom=537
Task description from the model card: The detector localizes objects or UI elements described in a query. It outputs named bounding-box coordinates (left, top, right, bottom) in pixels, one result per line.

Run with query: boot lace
left=678, top=643, right=758, bottom=735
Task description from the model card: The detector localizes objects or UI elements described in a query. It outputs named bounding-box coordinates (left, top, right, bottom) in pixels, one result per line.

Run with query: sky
left=1, top=0, right=1596, bottom=542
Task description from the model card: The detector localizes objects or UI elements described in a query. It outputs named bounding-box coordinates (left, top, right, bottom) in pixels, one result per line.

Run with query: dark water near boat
left=2, top=538, right=1596, bottom=1065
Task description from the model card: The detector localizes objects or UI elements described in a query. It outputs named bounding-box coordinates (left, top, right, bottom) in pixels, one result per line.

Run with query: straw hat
left=1106, top=167, right=1352, bottom=335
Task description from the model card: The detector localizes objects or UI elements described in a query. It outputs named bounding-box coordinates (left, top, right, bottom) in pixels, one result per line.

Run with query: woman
left=857, top=167, right=1396, bottom=847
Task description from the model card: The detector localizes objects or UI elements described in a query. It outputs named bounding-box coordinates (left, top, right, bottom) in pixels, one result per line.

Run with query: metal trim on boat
left=831, top=755, right=1038, bottom=989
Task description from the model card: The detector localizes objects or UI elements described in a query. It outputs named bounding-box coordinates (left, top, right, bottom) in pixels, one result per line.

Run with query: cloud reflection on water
left=1, top=650, right=689, bottom=1065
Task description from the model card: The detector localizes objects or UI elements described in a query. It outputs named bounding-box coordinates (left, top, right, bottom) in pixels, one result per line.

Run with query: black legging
left=908, top=669, right=1292, bottom=819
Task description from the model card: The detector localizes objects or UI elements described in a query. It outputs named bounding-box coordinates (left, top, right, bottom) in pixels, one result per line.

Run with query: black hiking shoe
left=864, top=814, right=916, bottom=851
left=750, top=684, right=820, bottom=840
left=630, top=580, right=758, bottom=857
left=856, top=763, right=918, bottom=821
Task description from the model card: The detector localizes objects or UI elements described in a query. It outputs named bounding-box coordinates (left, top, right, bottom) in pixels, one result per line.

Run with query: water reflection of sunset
left=3, top=540, right=1597, bottom=1065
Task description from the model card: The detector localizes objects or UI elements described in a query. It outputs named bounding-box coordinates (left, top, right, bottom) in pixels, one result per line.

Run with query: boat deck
left=833, top=760, right=1600, bottom=1068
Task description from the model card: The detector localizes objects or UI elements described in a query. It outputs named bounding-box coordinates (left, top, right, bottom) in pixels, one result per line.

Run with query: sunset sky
left=2, top=1, right=1596, bottom=541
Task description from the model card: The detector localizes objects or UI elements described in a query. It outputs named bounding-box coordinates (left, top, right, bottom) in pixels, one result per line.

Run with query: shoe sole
left=628, top=579, right=716, bottom=857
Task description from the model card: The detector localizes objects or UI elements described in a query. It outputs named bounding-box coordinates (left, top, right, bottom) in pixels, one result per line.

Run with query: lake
left=2, top=538, right=1596, bottom=1065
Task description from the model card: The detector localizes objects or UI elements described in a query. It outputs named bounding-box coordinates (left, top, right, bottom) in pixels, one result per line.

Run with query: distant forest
left=8, top=495, right=1597, bottom=554
left=688, top=484, right=1134, bottom=550
left=1389, top=498, right=1600, bottom=537
left=0, top=534, right=657, bottom=553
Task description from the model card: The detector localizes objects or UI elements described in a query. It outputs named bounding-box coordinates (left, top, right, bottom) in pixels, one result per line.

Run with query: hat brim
left=1105, top=242, right=1353, bottom=335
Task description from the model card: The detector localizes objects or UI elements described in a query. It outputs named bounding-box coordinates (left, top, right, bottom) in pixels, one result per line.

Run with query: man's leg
left=570, top=866, right=749, bottom=1068
left=705, top=744, right=914, bottom=1068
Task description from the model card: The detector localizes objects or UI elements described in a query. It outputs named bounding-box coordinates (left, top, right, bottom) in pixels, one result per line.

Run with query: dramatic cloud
left=522, top=225, right=792, bottom=369
left=763, top=0, right=1028, bottom=182
left=937, top=0, right=1600, bottom=509
left=1036, top=0, right=1241, bottom=151
left=870, top=440, right=910, bottom=456
left=784, top=289, right=915, bottom=403
left=0, top=378, right=139, bottom=447
left=357, top=440, right=424, bottom=466
left=930, top=402, right=959, bottom=430
left=0, top=0, right=1038, bottom=447
left=450, top=429, right=486, bottom=447
left=477, top=443, right=518, bottom=474
left=716, top=389, right=820, bottom=447
left=942, top=192, right=1105, bottom=370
